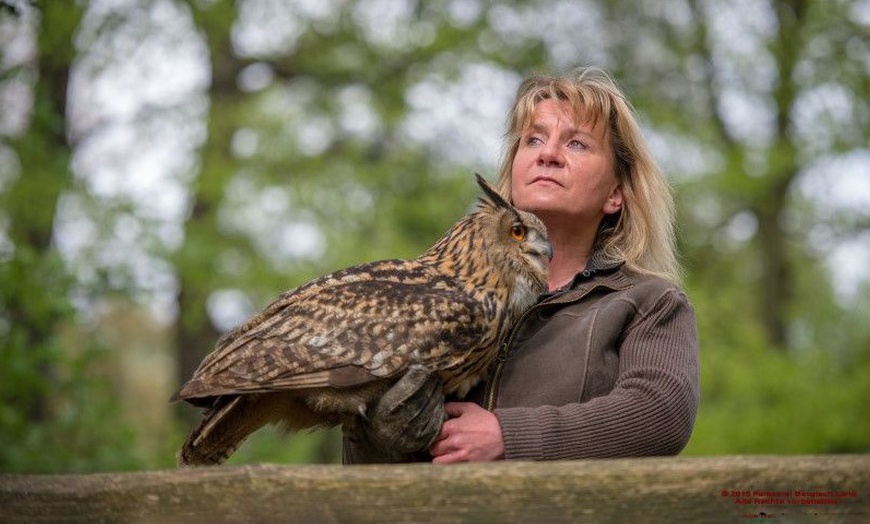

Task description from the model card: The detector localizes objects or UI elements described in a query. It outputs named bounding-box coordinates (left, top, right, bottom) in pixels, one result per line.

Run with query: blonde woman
left=344, top=68, right=700, bottom=463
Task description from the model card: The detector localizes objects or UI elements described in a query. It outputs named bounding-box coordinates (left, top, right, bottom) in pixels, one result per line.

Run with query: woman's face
left=511, top=98, right=622, bottom=228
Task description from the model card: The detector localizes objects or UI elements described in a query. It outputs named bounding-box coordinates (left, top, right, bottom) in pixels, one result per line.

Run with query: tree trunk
left=752, top=0, right=807, bottom=350
left=173, top=1, right=241, bottom=421
left=3, top=2, right=84, bottom=422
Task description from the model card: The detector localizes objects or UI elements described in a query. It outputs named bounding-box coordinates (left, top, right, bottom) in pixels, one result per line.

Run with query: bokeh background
left=1, top=0, right=868, bottom=473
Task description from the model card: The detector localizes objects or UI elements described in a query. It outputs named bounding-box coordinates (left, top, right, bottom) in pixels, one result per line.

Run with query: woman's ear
left=603, top=184, right=623, bottom=215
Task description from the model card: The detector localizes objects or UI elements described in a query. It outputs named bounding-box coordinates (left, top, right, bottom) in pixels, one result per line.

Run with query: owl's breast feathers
left=173, top=258, right=511, bottom=403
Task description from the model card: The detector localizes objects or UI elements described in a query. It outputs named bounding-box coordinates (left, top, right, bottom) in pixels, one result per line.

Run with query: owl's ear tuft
left=475, top=173, right=512, bottom=211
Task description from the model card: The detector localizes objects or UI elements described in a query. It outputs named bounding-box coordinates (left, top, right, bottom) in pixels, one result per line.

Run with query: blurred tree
left=0, top=1, right=142, bottom=472
left=0, top=0, right=82, bottom=423
left=174, top=0, right=238, bottom=424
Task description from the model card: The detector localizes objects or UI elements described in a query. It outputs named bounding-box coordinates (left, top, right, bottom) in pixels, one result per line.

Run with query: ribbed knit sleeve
left=494, top=287, right=700, bottom=460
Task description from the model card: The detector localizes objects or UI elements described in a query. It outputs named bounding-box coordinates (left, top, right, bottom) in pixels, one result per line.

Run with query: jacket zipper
left=484, top=270, right=609, bottom=411
left=485, top=342, right=510, bottom=411
left=484, top=302, right=544, bottom=411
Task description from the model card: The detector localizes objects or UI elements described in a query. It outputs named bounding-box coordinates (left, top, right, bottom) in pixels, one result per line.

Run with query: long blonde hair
left=496, top=67, right=680, bottom=282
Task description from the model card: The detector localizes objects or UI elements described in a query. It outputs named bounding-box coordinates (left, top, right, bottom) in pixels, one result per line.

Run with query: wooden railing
left=1, top=455, right=867, bottom=522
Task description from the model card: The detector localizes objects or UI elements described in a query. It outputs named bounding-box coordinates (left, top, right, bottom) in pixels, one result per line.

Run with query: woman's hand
left=429, top=402, right=505, bottom=463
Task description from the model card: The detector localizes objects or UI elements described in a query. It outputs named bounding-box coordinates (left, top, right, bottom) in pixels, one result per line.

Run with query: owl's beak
left=527, top=238, right=553, bottom=264
left=542, top=241, right=553, bottom=261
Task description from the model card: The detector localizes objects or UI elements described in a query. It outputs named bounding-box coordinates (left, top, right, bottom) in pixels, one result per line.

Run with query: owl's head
left=472, top=173, right=552, bottom=306
left=422, top=174, right=551, bottom=307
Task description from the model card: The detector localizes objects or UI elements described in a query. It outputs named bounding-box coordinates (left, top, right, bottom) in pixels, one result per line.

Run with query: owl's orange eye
left=510, top=224, right=527, bottom=241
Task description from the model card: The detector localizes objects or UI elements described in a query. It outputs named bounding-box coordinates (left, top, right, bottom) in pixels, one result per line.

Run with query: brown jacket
left=343, top=259, right=700, bottom=463
left=473, top=260, right=700, bottom=460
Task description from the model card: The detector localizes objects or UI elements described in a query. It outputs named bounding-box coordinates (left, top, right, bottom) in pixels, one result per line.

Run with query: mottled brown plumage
left=172, top=175, right=551, bottom=466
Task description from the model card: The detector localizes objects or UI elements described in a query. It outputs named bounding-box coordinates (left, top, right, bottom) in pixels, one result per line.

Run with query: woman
left=344, top=67, right=700, bottom=463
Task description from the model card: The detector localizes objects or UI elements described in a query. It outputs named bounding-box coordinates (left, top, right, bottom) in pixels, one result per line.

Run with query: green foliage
left=685, top=342, right=870, bottom=455
left=682, top=222, right=870, bottom=455
left=225, top=426, right=343, bottom=465
left=0, top=248, right=143, bottom=473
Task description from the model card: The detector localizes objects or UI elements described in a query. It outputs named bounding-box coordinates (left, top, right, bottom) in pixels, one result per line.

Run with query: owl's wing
left=173, top=263, right=489, bottom=402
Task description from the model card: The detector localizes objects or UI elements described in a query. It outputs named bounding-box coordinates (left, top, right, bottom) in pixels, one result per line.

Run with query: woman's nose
left=537, top=141, right=564, bottom=167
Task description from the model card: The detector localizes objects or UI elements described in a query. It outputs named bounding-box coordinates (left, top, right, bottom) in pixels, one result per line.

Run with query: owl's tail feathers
left=178, top=395, right=270, bottom=467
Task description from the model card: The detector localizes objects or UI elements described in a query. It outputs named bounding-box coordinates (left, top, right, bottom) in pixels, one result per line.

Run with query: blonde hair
left=496, top=67, right=680, bottom=282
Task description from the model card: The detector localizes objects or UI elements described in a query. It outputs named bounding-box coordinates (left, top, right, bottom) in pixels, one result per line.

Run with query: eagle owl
left=172, top=174, right=551, bottom=466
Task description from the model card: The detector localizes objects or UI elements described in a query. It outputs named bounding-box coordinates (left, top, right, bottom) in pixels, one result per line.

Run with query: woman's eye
left=525, top=136, right=543, bottom=146
left=568, top=139, right=587, bottom=150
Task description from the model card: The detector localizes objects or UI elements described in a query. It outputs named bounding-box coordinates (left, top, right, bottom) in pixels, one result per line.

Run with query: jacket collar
left=585, top=249, right=623, bottom=273
left=539, top=249, right=628, bottom=302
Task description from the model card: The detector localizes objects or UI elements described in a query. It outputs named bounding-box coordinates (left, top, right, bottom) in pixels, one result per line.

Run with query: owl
left=172, top=174, right=551, bottom=466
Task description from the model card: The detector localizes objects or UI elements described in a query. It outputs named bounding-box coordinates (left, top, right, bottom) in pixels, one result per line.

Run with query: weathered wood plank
left=1, top=456, right=868, bottom=523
